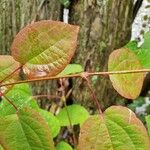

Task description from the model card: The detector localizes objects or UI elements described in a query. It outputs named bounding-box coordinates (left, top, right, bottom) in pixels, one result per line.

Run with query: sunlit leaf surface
left=11, top=20, right=79, bottom=78
left=0, top=108, right=55, bottom=150
left=108, top=48, right=144, bottom=99
left=79, top=106, right=150, bottom=150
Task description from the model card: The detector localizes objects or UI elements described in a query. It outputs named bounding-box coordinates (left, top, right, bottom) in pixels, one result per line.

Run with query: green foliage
left=108, top=48, right=144, bottom=99
left=11, top=20, right=79, bottom=79
left=0, top=20, right=149, bottom=149
left=146, top=115, right=150, bottom=137
left=58, top=64, right=83, bottom=76
left=141, top=31, right=150, bottom=49
left=0, top=108, right=55, bottom=150
left=56, top=104, right=89, bottom=126
left=56, top=141, right=73, bottom=150
left=38, top=109, right=60, bottom=138
left=58, top=0, right=70, bottom=8
left=79, top=106, right=150, bottom=150
left=0, top=84, right=39, bottom=116
left=125, top=32, right=150, bottom=68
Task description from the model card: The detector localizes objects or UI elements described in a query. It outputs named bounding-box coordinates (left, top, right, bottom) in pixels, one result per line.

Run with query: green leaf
left=0, top=55, right=20, bottom=84
left=0, top=83, right=39, bottom=116
left=57, top=64, right=83, bottom=76
left=79, top=106, right=150, bottom=150
left=141, top=31, right=150, bottom=49
left=58, top=0, right=70, bottom=8
left=0, top=145, right=3, bottom=150
left=125, top=41, right=150, bottom=68
left=56, top=104, right=89, bottom=126
left=108, top=48, right=144, bottom=99
left=11, top=20, right=79, bottom=79
left=0, top=108, right=55, bottom=150
left=125, top=41, right=138, bottom=51
left=38, top=109, right=60, bottom=138
left=56, top=141, right=73, bottom=150
left=145, top=115, right=150, bottom=136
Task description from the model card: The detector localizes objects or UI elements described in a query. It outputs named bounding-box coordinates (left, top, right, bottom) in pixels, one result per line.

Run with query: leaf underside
left=11, top=20, right=79, bottom=78
left=79, top=106, right=150, bottom=150
left=0, top=108, right=55, bottom=150
left=108, top=48, right=144, bottom=99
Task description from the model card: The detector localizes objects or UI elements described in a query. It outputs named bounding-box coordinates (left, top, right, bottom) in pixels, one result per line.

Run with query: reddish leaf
left=108, top=48, right=144, bottom=99
left=11, top=20, right=79, bottom=78
left=79, top=106, right=150, bottom=150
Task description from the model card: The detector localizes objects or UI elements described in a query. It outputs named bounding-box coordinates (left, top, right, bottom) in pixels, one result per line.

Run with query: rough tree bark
left=70, top=0, right=134, bottom=111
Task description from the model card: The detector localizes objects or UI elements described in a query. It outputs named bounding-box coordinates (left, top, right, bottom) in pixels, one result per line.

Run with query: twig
left=32, top=95, right=61, bottom=100
left=81, top=73, right=103, bottom=116
left=0, top=92, right=18, bottom=111
left=0, top=69, right=149, bottom=87
left=0, top=65, right=22, bottom=84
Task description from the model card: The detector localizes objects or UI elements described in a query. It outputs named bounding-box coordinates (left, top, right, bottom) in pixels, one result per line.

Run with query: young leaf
left=0, top=83, right=39, bottom=116
left=57, top=64, right=83, bottom=76
left=108, top=48, right=144, bottom=99
left=79, top=106, right=150, bottom=150
left=11, top=20, right=79, bottom=78
left=56, top=104, right=89, bottom=126
left=0, top=108, right=55, bottom=150
left=0, top=55, right=20, bottom=84
left=145, top=115, right=150, bottom=136
left=38, top=109, right=60, bottom=138
left=56, top=141, right=73, bottom=150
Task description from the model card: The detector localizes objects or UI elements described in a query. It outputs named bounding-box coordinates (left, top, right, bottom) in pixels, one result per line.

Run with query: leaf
left=79, top=106, right=150, bottom=150
left=141, top=31, right=150, bottom=49
left=56, top=141, right=73, bottom=150
left=58, top=0, right=70, bottom=8
left=125, top=41, right=138, bottom=51
left=108, top=48, right=144, bottom=99
left=38, top=109, right=60, bottom=138
left=145, top=115, right=150, bottom=136
left=0, top=83, right=39, bottom=116
left=0, top=108, right=55, bottom=150
left=0, top=55, right=20, bottom=85
left=11, top=20, right=79, bottom=79
left=56, top=104, right=89, bottom=126
left=125, top=41, right=150, bottom=68
left=57, top=64, right=83, bottom=76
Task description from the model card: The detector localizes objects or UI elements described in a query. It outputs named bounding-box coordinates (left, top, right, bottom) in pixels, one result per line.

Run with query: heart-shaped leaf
left=108, top=48, right=144, bottom=99
left=11, top=20, right=79, bottom=78
left=0, top=108, right=55, bottom=150
left=0, top=55, right=20, bottom=85
left=56, top=104, right=89, bottom=126
left=79, top=106, right=150, bottom=150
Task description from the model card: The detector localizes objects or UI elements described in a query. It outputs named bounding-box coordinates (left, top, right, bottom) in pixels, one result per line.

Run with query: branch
left=0, top=92, right=18, bottom=111
left=0, top=69, right=150, bottom=87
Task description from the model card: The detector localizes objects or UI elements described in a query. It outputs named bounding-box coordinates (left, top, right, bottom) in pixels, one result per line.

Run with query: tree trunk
left=69, top=0, right=134, bottom=111
left=0, top=0, right=62, bottom=108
